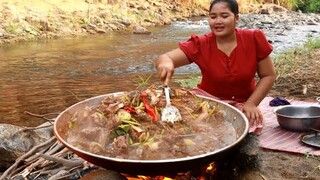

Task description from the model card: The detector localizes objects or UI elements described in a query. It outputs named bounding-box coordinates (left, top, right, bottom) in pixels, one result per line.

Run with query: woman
left=155, top=0, right=276, bottom=134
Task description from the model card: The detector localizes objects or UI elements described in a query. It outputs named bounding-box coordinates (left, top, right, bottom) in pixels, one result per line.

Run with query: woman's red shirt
left=179, top=28, right=273, bottom=102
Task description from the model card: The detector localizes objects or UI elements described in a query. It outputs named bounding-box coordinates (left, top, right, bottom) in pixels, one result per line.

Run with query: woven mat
left=259, top=97, right=320, bottom=156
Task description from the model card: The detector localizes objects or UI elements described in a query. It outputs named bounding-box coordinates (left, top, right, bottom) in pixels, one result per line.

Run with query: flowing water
left=0, top=19, right=209, bottom=126
left=1, top=18, right=319, bottom=126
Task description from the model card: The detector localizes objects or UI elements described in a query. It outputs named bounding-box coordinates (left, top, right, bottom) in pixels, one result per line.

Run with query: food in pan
left=66, top=86, right=237, bottom=160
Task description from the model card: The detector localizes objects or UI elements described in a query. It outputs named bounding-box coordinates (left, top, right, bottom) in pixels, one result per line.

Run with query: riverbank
left=2, top=0, right=320, bottom=46
left=0, top=0, right=209, bottom=45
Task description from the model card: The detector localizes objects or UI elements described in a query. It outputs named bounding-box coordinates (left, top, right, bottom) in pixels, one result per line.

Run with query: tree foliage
left=294, top=0, right=320, bottom=13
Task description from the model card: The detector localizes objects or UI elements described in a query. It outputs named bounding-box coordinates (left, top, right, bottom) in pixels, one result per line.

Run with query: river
left=0, top=17, right=319, bottom=126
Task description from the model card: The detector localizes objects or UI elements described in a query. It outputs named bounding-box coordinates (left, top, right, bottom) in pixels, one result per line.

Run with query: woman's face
left=208, top=2, right=239, bottom=38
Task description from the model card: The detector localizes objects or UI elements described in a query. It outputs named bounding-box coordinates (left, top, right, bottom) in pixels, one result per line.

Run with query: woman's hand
left=242, top=101, right=263, bottom=130
left=155, top=48, right=190, bottom=85
left=156, top=55, right=175, bottom=85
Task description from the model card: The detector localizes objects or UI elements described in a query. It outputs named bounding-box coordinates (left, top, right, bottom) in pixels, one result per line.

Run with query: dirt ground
left=237, top=49, right=320, bottom=180
left=0, top=1, right=319, bottom=179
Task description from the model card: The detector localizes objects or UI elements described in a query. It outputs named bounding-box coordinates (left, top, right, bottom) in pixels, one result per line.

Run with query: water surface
left=1, top=18, right=319, bottom=126
left=0, top=19, right=209, bottom=126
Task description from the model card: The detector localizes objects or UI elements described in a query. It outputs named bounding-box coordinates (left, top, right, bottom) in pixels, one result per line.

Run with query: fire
left=126, top=175, right=173, bottom=180
left=124, top=162, right=218, bottom=180
left=206, top=162, right=217, bottom=173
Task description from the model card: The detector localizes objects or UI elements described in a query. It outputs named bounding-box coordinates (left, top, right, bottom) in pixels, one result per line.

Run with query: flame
left=206, top=163, right=216, bottom=171
left=125, top=175, right=173, bottom=180
left=124, top=163, right=217, bottom=180
left=126, top=178, right=141, bottom=180
left=163, top=177, right=173, bottom=180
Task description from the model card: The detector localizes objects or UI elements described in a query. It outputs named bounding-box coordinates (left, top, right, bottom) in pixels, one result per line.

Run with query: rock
left=120, top=19, right=131, bottom=26
left=258, top=3, right=288, bottom=14
left=133, top=25, right=151, bottom=35
left=107, top=23, right=119, bottom=30
left=0, top=28, right=5, bottom=37
left=95, top=27, right=107, bottom=33
left=158, top=15, right=172, bottom=25
left=0, top=123, right=53, bottom=170
left=307, top=20, right=318, bottom=25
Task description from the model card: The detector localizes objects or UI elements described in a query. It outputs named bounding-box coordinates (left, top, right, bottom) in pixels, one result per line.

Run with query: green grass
left=305, top=37, right=320, bottom=49
left=174, top=74, right=201, bottom=88
left=274, top=38, right=320, bottom=78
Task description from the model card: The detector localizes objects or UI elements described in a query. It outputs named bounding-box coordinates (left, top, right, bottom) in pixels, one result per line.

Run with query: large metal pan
left=54, top=92, right=249, bottom=175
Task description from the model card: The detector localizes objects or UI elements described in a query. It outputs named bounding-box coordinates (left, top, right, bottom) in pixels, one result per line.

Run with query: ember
left=123, top=162, right=218, bottom=180
left=126, top=175, right=171, bottom=180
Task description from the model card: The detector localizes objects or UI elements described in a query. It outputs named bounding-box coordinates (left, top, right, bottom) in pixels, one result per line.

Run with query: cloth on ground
left=259, top=97, right=320, bottom=156
left=269, top=96, right=291, bottom=106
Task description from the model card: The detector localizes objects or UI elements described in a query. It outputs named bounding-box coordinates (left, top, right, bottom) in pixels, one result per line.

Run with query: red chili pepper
left=135, top=131, right=142, bottom=137
left=140, top=92, right=158, bottom=122
left=123, top=106, right=136, bottom=114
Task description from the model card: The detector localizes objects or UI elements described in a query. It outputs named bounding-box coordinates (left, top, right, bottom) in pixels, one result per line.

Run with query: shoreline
left=2, top=1, right=319, bottom=46
left=0, top=0, right=208, bottom=45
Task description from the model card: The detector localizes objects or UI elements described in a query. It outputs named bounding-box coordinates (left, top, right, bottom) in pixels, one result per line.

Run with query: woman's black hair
left=209, top=0, right=239, bottom=15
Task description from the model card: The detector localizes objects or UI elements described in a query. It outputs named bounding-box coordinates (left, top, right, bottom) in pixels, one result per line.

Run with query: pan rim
left=53, top=91, right=249, bottom=164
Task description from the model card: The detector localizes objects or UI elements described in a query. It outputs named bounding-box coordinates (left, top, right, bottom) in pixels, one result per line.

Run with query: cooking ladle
left=161, top=85, right=182, bottom=123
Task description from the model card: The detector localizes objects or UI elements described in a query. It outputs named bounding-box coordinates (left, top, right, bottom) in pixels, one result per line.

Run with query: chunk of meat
left=113, top=135, right=129, bottom=149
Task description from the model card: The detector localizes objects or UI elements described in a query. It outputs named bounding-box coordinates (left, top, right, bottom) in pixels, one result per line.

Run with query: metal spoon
left=161, top=85, right=182, bottom=123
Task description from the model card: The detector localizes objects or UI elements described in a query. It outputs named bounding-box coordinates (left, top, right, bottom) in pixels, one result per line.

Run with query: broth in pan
left=65, top=86, right=237, bottom=160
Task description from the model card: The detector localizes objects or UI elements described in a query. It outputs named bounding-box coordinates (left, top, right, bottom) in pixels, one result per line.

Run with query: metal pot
left=54, top=92, right=249, bottom=175
left=273, top=105, right=320, bottom=132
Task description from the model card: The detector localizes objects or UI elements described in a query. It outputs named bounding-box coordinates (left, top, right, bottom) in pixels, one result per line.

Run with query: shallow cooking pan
left=54, top=92, right=249, bottom=175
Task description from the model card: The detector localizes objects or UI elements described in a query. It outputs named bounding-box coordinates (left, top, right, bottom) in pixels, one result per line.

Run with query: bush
left=294, top=0, right=320, bottom=13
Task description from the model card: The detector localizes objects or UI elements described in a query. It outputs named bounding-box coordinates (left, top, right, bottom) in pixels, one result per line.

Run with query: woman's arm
left=248, top=55, right=277, bottom=105
left=155, top=48, right=190, bottom=85
left=243, top=55, right=276, bottom=126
